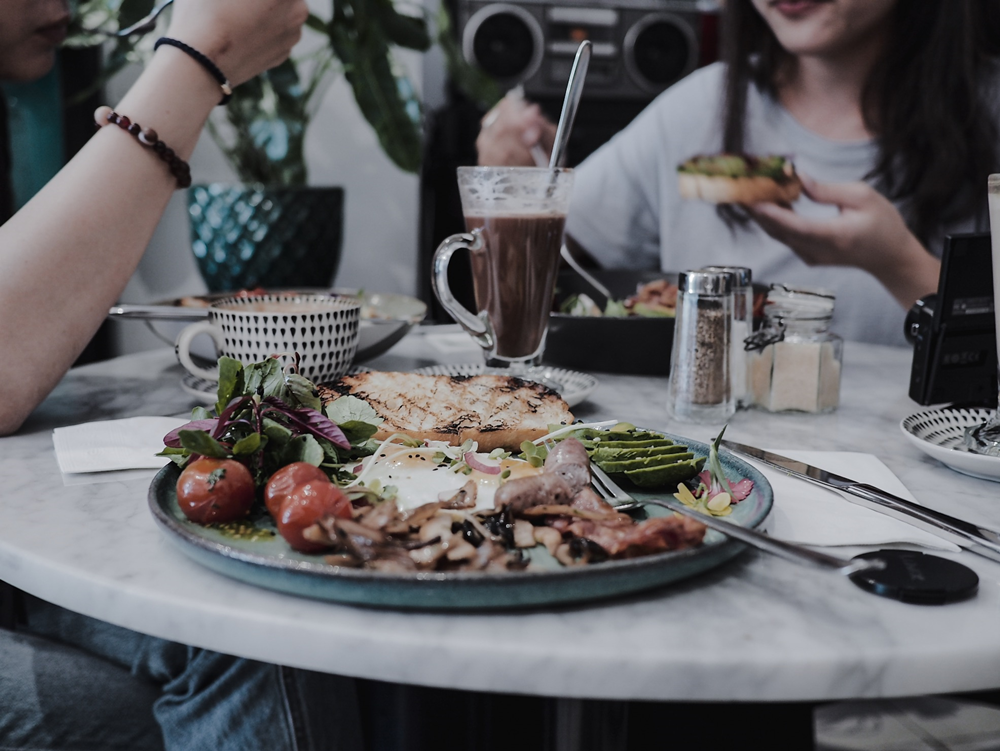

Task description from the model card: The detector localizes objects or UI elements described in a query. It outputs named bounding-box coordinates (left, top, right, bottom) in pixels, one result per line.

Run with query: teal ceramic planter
left=188, top=184, right=344, bottom=292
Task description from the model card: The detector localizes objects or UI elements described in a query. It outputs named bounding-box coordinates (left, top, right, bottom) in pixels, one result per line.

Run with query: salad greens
left=160, top=357, right=382, bottom=486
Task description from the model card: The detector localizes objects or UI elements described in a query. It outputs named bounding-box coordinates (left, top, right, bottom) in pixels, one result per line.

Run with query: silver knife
left=722, top=440, right=1000, bottom=564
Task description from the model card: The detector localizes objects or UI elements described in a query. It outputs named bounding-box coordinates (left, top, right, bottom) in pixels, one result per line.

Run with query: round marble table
left=3, top=332, right=1000, bottom=703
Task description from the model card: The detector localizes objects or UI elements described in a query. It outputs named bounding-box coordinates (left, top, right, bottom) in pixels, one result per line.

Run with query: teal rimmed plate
left=148, top=432, right=772, bottom=610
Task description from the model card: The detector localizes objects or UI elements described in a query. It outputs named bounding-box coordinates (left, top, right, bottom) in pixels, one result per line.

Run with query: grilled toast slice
left=319, top=371, right=574, bottom=451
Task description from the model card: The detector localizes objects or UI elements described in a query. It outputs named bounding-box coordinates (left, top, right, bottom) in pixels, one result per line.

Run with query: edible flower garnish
left=673, top=482, right=731, bottom=517
left=672, top=425, right=754, bottom=517
left=701, top=425, right=753, bottom=501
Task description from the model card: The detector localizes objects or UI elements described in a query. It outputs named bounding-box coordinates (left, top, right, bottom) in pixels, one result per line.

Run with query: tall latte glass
left=432, top=166, right=574, bottom=370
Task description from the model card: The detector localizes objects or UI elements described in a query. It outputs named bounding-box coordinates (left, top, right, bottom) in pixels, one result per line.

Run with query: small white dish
left=900, top=408, right=1000, bottom=482
left=180, top=372, right=219, bottom=405
left=410, top=363, right=598, bottom=408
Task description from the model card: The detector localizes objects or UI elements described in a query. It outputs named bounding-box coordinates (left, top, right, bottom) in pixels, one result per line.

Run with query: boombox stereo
left=457, top=0, right=707, bottom=100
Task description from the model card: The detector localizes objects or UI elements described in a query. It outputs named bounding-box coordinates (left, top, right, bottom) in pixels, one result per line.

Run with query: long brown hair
left=720, top=0, right=1000, bottom=243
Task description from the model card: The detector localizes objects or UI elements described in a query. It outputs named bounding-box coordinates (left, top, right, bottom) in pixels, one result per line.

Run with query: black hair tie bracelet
left=154, top=37, right=233, bottom=106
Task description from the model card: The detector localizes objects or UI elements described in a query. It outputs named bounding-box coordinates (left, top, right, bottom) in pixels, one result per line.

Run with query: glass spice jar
left=747, top=284, right=843, bottom=413
left=667, top=270, right=735, bottom=423
left=702, top=265, right=752, bottom=408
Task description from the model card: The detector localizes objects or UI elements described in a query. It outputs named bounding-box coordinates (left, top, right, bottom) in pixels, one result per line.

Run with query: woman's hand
left=746, top=174, right=940, bottom=309
left=476, top=91, right=556, bottom=167
left=166, top=0, right=309, bottom=86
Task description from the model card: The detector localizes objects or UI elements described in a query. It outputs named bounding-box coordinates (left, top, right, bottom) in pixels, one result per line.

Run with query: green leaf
left=217, top=358, right=244, bottom=414
left=337, top=420, right=379, bottom=445
left=371, top=0, right=431, bottom=51
left=263, top=418, right=293, bottom=446
left=210, top=60, right=310, bottom=185
left=178, top=430, right=231, bottom=459
left=191, top=406, right=212, bottom=421
left=708, top=425, right=729, bottom=495
left=325, top=395, right=384, bottom=426
left=232, top=433, right=265, bottom=456
left=330, top=0, right=424, bottom=173
left=244, top=359, right=286, bottom=399
left=285, top=373, right=322, bottom=411
left=281, top=434, right=325, bottom=466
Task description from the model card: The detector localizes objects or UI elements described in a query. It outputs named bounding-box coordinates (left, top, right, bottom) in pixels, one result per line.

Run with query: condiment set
left=668, top=272, right=843, bottom=423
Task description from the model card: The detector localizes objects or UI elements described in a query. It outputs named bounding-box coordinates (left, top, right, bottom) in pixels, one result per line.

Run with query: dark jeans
left=0, top=590, right=363, bottom=751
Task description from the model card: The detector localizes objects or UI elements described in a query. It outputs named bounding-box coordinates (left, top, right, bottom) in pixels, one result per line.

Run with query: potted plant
left=66, top=0, right=500, bottom=291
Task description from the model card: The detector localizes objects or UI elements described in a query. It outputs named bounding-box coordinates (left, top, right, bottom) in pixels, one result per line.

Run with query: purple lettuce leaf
left=163, top=419, right=219, bottom=448
left=263, top=397, right=350, bottom=449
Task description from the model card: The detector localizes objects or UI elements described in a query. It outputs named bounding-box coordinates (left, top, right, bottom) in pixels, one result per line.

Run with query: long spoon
left=548, top=40, right=592, bottom=169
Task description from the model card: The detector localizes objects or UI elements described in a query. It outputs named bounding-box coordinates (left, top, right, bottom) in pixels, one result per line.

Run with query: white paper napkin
left=53, top=416, right=188, bottom=475
left=754, top=450, right=960, bottom=551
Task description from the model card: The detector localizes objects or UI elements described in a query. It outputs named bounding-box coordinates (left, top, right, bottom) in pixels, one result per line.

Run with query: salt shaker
left=702, top=265, right=752, bottom=408
left=747, top=283, right=843, bottom=413
left=667, top=270, right=735, bottom=423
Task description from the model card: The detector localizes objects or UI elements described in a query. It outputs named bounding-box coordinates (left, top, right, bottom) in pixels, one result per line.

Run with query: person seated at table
left=476, top=0, right=1000, bottom=346
left=0, top=2, right=363, bottom=750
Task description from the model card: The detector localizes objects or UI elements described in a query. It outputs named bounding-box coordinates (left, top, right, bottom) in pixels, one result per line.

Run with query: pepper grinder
left=701, top=265, right=752, bottom=408
left=667, top=270, right=736, bottom=423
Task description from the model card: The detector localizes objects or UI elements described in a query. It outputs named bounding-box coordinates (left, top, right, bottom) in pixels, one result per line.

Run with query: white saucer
left=410, top=363, right=598, bottom=408
left=180, top=372, right=220, bottom=405
left=900, top=408, right=1000, bottom=482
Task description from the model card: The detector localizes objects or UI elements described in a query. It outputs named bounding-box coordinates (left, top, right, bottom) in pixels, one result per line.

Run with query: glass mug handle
left=431, top=230, right=495, bottom=351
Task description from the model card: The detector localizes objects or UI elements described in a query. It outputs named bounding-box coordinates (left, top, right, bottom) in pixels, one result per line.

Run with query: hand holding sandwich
left=746, top=174, right=940, bottom=310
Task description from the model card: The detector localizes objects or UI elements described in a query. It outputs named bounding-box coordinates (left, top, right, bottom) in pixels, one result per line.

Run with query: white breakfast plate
left=410, top=363, right=598, bottom=408
left=900, top=407, right=1000, bottom=482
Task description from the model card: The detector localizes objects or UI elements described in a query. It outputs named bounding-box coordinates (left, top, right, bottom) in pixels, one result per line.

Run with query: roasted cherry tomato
left=176, top=458, right=255, bottom=524
left=264, top=462, right=329, bottom=518
left=277, top=480, right=351, bottom=553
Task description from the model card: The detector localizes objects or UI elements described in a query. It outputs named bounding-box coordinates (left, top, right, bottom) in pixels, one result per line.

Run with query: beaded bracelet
left=154, top=37, right=233, bottom=106
left=93, top=106, right=192, bottom=189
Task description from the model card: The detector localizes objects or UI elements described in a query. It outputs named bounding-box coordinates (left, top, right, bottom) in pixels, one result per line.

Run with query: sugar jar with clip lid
left=746, top=283, right=843, bottom=413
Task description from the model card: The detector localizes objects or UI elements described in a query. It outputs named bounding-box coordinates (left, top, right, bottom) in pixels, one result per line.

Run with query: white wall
left=110, top=4, right=432, bottom=355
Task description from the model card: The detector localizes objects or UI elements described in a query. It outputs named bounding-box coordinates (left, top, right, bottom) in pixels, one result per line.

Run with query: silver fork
left=83, top=0, right=174, bottom=38
left=589, top=461, right=884, bottom=576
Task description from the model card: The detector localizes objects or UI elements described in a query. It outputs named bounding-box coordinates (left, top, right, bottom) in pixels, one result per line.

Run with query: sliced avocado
left=588, top=439, right=676, bottom=449
left=624, top=458, right=706, bottom=489
left=591, top=445, right=688, bottom=463
left=598, top=452, right=695, bottom=474
left=580, top=430, right=665, bottom=444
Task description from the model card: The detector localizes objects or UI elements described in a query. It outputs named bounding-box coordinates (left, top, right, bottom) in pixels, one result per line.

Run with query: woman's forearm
left=870, top=233, right=941, bottom=310
left=0, top=48, right=219, bottom=434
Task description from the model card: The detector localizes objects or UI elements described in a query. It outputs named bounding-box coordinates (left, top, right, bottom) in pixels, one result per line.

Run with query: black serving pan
left=544, top=269, right=677, bottom=376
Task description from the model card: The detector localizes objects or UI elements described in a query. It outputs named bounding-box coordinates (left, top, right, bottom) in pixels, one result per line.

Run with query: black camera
left=906, top=232, right=997, bottom=406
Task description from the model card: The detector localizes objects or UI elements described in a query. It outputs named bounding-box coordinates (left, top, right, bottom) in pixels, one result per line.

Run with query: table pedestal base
left=358, top=681, right=817, bottom=751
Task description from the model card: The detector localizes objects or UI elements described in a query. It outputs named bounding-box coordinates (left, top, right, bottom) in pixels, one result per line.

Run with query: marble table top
left=3, top=331, right=1000, bottom=702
